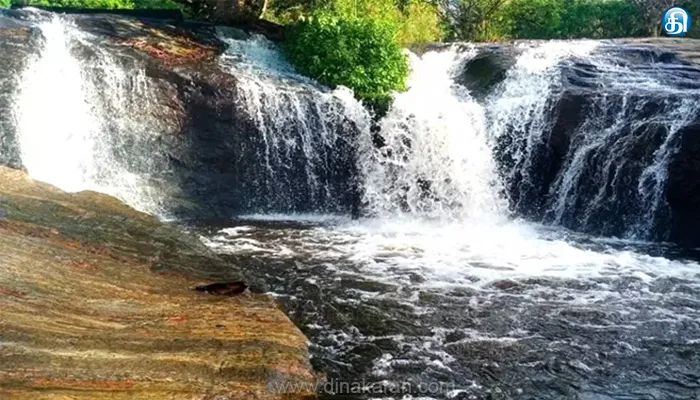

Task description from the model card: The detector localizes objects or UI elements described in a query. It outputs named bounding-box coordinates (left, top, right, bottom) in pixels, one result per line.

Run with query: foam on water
left=203, top=217, right=699, bottom=288
left=359, top=48, right=505, bottom=221
left=15, top=17, right=98, bottom=193
left=200, top=41, right=700, bottom=397
left=201, top=215, right=700, bottom=398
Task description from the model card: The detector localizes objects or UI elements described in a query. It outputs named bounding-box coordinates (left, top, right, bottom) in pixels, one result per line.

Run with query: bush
left=558, top=0, right=644, bottom=38
left=268, top=0, right=443, bottom=45
left=283, top=16, right=409, bottom=105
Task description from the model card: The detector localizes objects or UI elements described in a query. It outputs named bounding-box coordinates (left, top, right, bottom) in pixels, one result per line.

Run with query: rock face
left=455, top=44, right=520, bottom=99
left=462, top=39, right=700, bottom=245
left=0, top=166, right=316, bottom=399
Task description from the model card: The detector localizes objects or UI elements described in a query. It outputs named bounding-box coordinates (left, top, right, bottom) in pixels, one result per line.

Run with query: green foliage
left=502, top=0, right=646, bottom=39
left=439, top=0, right=509, bottom=41
left=283, top=16, right=409, bottom=105
left=8, top=0, right=180, bottom=8
left=269, top=0, right=443, bottom=45
left=558, top=0, right=645, bottom=38
left=681, top=0, right=699, bottom=38
left=501, top=0, right=563, bottom=39
left=443, top=0, right=651, bottom=40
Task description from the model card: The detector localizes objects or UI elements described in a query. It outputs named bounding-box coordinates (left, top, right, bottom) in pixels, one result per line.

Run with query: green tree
left=438, top=0, right=508, bottom=41
left=500, top=0, right=563, bottom=39
left=283, top=16, right=409, bottom=105
left=680, top=0, right=699, bottom=38
left=557, top=0, right=645, bottom=38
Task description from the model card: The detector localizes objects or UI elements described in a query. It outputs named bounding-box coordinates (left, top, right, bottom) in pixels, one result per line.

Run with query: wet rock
left=666, top=123, right=700, bottom=247
left=0, top=167, right=315, bottom=399
left=195, top=281, right=249, bottom=295
left=456, top=46, right=520, bottom=98
left=0, top=9, right=361, bottom=219
left=486, top=38, right=700, bottom=246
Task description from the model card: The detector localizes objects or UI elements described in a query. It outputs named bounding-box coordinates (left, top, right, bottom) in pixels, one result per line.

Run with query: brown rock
left=0, top=167, right=316, bottom=399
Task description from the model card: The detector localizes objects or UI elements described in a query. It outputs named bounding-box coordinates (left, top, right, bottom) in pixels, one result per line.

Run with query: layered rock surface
left=0, top=167, right=316, bottom=399
left=457, top=38, right=700, bottom=244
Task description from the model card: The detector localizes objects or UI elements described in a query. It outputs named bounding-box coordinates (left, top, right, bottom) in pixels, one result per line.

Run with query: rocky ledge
left=0, top=167, right=316, bottom=399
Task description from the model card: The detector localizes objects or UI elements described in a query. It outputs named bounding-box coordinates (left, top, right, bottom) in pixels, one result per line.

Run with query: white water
left=218, top=32, right=371, bottom=208
left=487, top=41, right=598, bottom=208
left=8, top=14, right=700, bottom=398
left=13, top=19, right=698, bottom=272
left=359, top=49, right=505, bottom=221
left=15, top=18, right=98, bottom=193
left=203, top=41, right=700, bottom=293
left=204, top=216, right=700, bottom=286
left=14, top=16, right=169, bottom=216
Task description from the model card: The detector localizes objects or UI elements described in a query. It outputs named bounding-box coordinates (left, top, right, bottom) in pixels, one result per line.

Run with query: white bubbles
left=14, top=16, right=169, bottom=216
left=15, top=17, right=98, bottom=193
left=359, top=48, right=506, bottom=222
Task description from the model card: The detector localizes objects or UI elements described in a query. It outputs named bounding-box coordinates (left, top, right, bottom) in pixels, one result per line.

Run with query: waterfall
left=359, top=48, right=506, bottom=222
left=483, top=41, right=700, bottom=240
left=14, top=15, right=170, bottom=216
left=15, top=17, right=98, bottom=194
left=6, top=9, right=700, bottom=245
left=486, top=41, right=599, bottom=217
left=218, top=32, right=371, bottom=213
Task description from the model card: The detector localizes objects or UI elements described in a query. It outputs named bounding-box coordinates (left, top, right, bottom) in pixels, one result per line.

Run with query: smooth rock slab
left=0, top=167, right=316, bottom=399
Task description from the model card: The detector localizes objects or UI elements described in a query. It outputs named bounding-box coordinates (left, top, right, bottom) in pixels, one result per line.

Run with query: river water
left=196, top=215, right=700, bottom=399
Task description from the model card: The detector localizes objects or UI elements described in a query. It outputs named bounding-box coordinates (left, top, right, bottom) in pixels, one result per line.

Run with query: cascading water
left=202, top=42, right=700, bottom=399
left=359, top=48, right=505, bottom=222
left=489, top=41, right=700, bottom=241
left=13, top=14, right=171, bottom=216
left=4, top=9, right=700, bottom=399
left=218, top=32, right=371, bottom=213
left=15, top=17, right=98, bottom=193
left=486, top=41, right=598, bottom=218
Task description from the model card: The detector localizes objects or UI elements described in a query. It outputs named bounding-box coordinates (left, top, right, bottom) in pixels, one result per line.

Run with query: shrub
left=283, top=15, right=409, bottom=105
left=558, top=0, right=645, bottom=38
left=268, top=0, right=443, bottom=45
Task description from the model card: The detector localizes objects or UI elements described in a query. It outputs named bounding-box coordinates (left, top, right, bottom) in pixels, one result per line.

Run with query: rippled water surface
left=197, top=216, right=700, bottom=400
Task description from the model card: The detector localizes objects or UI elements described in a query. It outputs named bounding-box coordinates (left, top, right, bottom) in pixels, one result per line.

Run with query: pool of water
left=194, top=215, right=700, bottom=400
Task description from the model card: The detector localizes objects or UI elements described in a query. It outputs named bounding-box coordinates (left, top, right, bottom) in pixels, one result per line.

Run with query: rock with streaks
left=0, top=166, right=317, bottom=399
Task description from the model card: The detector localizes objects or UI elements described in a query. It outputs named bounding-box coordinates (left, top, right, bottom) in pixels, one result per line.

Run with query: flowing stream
left=6, top=12, right=700, bottom=399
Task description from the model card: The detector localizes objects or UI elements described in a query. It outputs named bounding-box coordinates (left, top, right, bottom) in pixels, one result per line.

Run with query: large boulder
left=455, top=45, right=520, bottom=99
left=0, top=166, right=316, bottom=399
